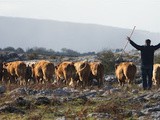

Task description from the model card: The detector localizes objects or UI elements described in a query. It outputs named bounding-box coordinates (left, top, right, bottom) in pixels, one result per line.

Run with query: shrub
left=27, top=53, right=38, bottom=60
left=155, top=54, right=160, bottom=63
left=97, top=49, right=116, bottom=74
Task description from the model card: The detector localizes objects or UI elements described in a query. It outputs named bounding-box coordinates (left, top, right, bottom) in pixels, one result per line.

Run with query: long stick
left=122, top=26, right=136, bottom=54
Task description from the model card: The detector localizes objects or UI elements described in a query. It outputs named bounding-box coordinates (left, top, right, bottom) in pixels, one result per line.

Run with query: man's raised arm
left=153, top=43, right=160, bottom=51
left=127, top=37, right=142, bottom=50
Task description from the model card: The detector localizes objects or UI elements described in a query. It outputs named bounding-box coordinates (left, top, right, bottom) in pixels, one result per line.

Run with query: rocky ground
left=0, top=76, right=160, bottom=120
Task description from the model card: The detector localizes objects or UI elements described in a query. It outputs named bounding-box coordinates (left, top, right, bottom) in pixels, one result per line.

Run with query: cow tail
left=76, top=62, right=87, bottom=73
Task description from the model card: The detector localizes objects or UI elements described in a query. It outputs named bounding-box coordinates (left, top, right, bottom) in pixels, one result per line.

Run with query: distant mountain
left=0, top=16, right=159, bottom=53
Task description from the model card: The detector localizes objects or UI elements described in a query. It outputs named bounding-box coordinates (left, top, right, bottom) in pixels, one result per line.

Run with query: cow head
left=3, top=62, right=8, bottom=69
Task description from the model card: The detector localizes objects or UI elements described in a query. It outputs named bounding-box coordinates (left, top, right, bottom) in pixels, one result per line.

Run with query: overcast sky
left=0, top=0, right=160, bottom=33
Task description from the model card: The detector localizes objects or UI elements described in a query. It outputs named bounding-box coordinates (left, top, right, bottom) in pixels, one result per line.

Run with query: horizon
left=0, top=45, right=137, bottom=54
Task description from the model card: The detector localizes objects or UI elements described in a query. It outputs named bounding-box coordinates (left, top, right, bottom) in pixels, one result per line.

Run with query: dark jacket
left=129, top=40, right=160, bottom=66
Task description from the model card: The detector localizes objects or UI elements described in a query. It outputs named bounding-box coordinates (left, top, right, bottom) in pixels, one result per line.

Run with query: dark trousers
left=141, top=65, right=153, bottom=89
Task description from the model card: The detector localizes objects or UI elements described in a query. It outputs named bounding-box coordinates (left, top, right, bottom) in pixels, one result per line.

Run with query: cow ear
left=115, top=64, right=118, bottom=69
left=3, top=62, right=8, bottom=67
left=55, top=66, right=58, bottom=69
left=31, top=64, right=35, bottom=68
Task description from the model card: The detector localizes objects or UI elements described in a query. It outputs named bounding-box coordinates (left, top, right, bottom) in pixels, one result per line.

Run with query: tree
left=3, top=46, right=15, bottom=52
left=26, top=48, right=34, bottom=53
left=16, top=47, right=24, bottom=53
left=26, top=47, right=55, bottom=55
left=61, top=48, right=80, bottom=56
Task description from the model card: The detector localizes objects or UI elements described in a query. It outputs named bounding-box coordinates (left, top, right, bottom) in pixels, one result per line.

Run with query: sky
left=0, top=0, right=160, bottom=33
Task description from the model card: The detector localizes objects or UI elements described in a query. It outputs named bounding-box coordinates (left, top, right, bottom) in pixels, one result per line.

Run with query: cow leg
left=35, top=77, right=40, bottom=84
left=40, top=78, right=44, bottom=84
left=99, top=77, right=104, bottom=87
left=68, top=78, right=73, bottom=87
left=76, top=80, right=80, bottom=87
left=128, top=79, right=134, bottom=85
left=122, top=81, right=125, bottom=86
left=23, top=78, right=27, bottom=86
left=43, top=75, right=49, bottom=84
left=63, top=73, right=68, bottom=86
left=19, top=79, right=22, bottom=86
left=156, top=79, right=160, bottom=89
left=48, top=77, right=52, bottom=83
left=22, top=79, right=26, bottom=86
left=66, top=76, right=72, bottom=86
left=2, top=76, right=9, bottom=85
left=25, top=78, right=28, bottom=85
left=120, top=82, right=123, bottom=86
left=118, top=80, right=122, bottom=86
left=18, top=77, right=24, bottom=86
left=57, top=77, right=60, bottom=85
left=77, top=80, right=83, bottom=88
left=20, top=76, right=26, bottom=86
left=98, top=78, right=101, bottom=88
left=10, top=76, right=16, bottom=84
left=152, top=78, right=156, bottom=86
left=87, top=76, right=92, bottom=87
left=31, top=79, right=35, bottom=85
left=81, top=79, right=86, bottom=88
left=56, top=76, right=63, bottom=86
left=119, top=80, right=124, bottom=86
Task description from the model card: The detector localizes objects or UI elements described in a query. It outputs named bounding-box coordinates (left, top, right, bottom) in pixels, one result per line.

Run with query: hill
left=0, top=16, right=159, bottom=53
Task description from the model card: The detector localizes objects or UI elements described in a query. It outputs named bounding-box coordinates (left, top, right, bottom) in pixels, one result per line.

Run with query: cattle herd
left=0, top=60, right=104, bottom=88
left=0, top=60, right=160, bottom=88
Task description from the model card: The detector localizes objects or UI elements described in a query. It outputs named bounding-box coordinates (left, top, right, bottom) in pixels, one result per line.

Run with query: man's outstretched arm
left=127, top=37, right=142, bottom=50
left=153, top=43, right=160, bottom=51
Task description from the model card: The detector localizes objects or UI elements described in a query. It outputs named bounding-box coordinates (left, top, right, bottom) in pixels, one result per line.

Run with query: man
left=127, top=37, right=160, bottom=90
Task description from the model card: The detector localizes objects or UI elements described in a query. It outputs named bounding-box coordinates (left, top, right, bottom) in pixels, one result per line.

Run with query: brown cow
left=74, top=61, right=91, bottom=87
left=152, top=64, right=160, bottom=87
left=89, top=61, right=104, bottom=87
left=55, top=61, right=77, bottom=86
left=32, top=60, right=54, bottom=84
left=2, top=61, right=27, bottom=85
left=115, top=62, right=137, bottom=86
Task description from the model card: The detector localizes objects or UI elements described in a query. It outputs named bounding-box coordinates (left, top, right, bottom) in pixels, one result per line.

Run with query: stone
left=15, top=97, right=30, bottom=107
left=0, top=105, right=25, bottom=114
left=35, top=97, right=51, bottom=105
left=87, top=113, right=110, bottom=119
left=53, top=88, right=70, bottom=96
left=132, top=89, right=139, bottom=94
left=0, top=85, right=6, bottom=94
left=101, top=90, right=111, bottom=96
